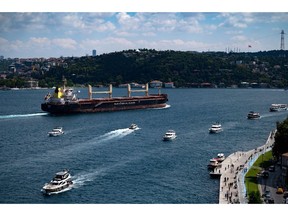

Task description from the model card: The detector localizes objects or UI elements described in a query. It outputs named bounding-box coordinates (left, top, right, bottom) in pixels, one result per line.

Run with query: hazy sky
left=0, top=1, right=286, bottom=58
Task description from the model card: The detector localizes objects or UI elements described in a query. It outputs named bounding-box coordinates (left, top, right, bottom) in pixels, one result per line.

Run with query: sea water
left=0, top=88, right=287, bottom=204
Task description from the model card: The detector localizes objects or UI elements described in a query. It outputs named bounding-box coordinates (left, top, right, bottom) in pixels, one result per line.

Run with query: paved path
left=216, top=130, right=275, bottom=204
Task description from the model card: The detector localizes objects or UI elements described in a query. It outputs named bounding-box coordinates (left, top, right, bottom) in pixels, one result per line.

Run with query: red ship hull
left=41, top=94, right=168, bottom=114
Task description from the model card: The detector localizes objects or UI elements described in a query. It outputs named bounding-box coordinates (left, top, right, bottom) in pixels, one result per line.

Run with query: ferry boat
left=269, top=104, right=288, bottom=112
left=163, top=130, right=177, bottom=141
left=247, top=111, right=260, bottom=119
left=41, top=169, right=73, bottom=195
left=209, top=122, right=223, bottom=133
left=48, top=127, right=64, bottom=136
left=41, top=78, right=168, bottom=115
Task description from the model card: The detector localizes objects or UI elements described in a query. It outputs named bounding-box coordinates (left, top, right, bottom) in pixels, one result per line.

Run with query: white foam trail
left=71, top=168, right=110, bottom=188
left=96, top=128, right=135, bottom=142
left=72, top=172, right=98, bottom=188
left=59, top=128, right=138, bottom=154
left=71, top=159, right=133, bottom=189
left=0, top=112, right=48, bottom=119
left=260, top=112, right=288, bottom=118
left=153, top=104, right=171, bottom=110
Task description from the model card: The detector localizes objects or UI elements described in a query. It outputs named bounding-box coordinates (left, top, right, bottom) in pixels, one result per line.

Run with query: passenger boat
left=209, top=122, right=223, bottom=133
left=129, top=123, right=138, bottom=130
left=269, top=104, right=288, bottom=112
left=162, top=130, right=177, bottom=141
left=41, top=78, right=168, bottom=115
left=207, top=153, right=225, bottom=169
left=48, top=127, right=64, bottom=136
left=247, top=111, right=260, bottom=119
left=41, top=169, right=73, bottom=195
left=207, top=158, right=219, bottom=169
left=215, top=153, right=225, bottom=163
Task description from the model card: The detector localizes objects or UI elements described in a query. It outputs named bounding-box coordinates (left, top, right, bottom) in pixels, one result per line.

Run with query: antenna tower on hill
left=280, top=30, right=285, bottom=50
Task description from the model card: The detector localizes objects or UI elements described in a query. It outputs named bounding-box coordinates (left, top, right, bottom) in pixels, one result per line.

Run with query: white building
left=150, top=80, right=162, bottom=88
left=164, top=82, right=175, bottom=88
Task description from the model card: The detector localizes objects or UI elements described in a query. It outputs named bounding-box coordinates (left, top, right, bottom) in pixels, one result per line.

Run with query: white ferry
left=269, top=104, right=288, bottom=112
left=209, top=122, right=223, bottom=133
left=247, top=111, right=260, bottom=120
left=163, top=130, right=177, bottom=141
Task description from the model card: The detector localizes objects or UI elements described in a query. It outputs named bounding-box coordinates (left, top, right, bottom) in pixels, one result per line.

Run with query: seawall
left=218, top=130, right=275, bottom=204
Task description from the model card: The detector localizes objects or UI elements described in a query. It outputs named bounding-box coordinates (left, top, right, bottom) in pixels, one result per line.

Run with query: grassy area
left=245, top=150, right=273, bottom=194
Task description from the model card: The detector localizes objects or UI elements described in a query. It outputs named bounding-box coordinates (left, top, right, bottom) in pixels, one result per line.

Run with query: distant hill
left=1, top=49, right=288, bottom=88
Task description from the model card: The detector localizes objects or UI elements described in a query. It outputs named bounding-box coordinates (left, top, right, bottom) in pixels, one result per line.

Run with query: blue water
left=0, top=88, right=287, bottom=204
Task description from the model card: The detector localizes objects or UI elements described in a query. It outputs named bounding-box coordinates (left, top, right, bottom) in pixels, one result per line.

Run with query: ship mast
left=127, top=83, right=149, bottom=97
left=62, top=76, right=67, bottom=90
left=88, top=84, right=112, bottom=99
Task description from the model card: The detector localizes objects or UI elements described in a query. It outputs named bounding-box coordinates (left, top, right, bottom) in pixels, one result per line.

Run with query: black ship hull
left=41, top=94, right=168, bottom=114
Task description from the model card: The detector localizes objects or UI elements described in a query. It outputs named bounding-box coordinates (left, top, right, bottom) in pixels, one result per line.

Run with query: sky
left=0, top=1, right=287, bottom=59
left=1, top=1, right=287, bottom=215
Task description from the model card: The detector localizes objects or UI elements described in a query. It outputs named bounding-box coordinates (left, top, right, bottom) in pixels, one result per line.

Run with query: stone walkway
left=217, top=130, right=275, bottom=204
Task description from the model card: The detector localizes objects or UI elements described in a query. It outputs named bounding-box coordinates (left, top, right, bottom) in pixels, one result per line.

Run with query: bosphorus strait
left=0, top=87, right=287, bottom=204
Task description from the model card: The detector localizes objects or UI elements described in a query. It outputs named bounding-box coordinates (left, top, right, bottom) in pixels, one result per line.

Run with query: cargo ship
left=41, top=80, right=168, bottom=114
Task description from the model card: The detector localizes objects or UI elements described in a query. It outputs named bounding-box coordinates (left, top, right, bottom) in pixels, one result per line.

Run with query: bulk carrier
left=41, top=79, right=168, bottom=114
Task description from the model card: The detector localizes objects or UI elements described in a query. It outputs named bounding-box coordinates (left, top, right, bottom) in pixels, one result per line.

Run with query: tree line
left=1, top=49, right=288, bottom=88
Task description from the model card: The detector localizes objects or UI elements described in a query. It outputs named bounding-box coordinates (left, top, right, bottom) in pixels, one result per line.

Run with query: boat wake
left=153, top=104, right=171, bottom=110
left=96, top=128, right=138, bottom=142
left=5, top=127, right=140, bottom=168
left=0, top=112, right=48, bottom=119
left=52, top=128, right=139, bottom=156
left=261, top=111, right=288, bottom=119
left=72, top=172, right=100, bottom=188
left=71, top=158, right=135, bottom=189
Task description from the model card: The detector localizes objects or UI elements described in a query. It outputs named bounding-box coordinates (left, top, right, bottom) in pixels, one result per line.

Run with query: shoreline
left=217, top=130, right=275, bottom=204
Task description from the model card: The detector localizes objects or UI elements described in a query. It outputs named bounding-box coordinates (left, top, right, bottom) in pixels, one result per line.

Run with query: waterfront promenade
left=217, top=131, right=275, bottom=204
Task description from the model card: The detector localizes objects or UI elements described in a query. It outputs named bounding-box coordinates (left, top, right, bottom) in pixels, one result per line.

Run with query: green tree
left=248, top=191, right=262, bottom=204
left=273, top=118, right=288, bottom=161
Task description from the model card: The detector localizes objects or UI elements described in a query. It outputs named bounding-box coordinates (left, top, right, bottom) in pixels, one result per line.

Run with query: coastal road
left=259, top=164, right=285, bottom=204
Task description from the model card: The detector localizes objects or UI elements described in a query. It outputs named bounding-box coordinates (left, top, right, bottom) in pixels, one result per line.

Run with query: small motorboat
left=247, top=111, right=260, bottom=119
left=129, top=123, right=138, bottom=130
left=163, top=130, right=177, bottom=141
left=209, top=122, right=223, bottom=133
left=41, top=169, right=73, bottom=195
left=48, top=127, right=64, bottom=136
